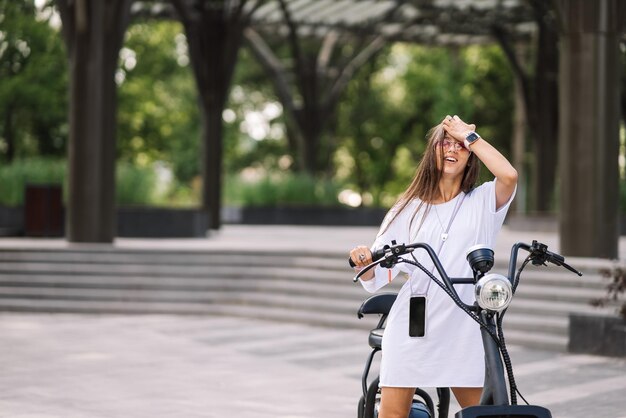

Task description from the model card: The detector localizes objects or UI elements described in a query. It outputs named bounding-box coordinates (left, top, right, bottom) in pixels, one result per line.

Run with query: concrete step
left=503, top=329, right=568, bottom=352
left=0, top=261, right=605, bottom=293
left=0, top=286, right=363, bottom=316
left=0, top=246, right=619, bottom=353
left=0, top=251, right=606, bottom=286
left=502, top=313, right=568, bottom=336
left=513, top=283, right=607, bottom=304
left=506, top=297, right=614, bottom=317
left=0, top=298, right=369, bottom=330
left=0, top=262, right=354, bottom=283
left=508, top=269, right=604, bottom=290
left=0, top=273, right=359, bottom=294
left=0, top=271, right=607, bottom=313
left=0, top=274, right=409, bottom=303
left=0, top=244, right=607, bottom=283
left=0, top=250, right=349, bottom=270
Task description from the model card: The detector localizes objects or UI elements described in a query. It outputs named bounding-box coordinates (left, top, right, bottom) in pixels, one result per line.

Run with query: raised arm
left=443, top=115, right=518, bottom=209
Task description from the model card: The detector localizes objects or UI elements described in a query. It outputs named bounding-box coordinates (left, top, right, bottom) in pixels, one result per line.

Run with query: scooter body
left=452, top=312, right=552, bottom=418
left=358, top=295, right=552, bottom=418
left=352, top=240, right=581, bottom=418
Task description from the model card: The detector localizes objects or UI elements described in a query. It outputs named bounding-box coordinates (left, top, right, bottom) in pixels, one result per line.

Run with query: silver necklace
left=433, top=194, right=464, bottom=242
left=433, top=206, right=448, bottom=241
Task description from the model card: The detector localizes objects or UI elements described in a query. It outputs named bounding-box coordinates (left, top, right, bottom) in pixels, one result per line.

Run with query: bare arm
left=443, top=115, right=518, bottom=209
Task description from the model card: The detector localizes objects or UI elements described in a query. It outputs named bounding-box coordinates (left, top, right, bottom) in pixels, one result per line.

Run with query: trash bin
left=23, top=184, right=64, bottom=237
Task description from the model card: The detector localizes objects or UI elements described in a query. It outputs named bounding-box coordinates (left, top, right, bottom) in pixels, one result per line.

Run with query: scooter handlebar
left=528, top=240, right=582, bottom=276
left=348, top=247, right=387, bottom=268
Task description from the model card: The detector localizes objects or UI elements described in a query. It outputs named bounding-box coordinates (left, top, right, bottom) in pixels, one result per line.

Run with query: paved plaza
left=1, top=313, right=625, bottom=418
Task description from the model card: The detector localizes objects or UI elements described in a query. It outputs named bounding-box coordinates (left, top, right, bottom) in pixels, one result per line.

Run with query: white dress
left=359, top=180, right=515, bottom=388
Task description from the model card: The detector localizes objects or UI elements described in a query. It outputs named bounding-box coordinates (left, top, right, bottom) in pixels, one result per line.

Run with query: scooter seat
left=357, top=293, right=397, bottom=318
left=368, top=328, right=384, bottom=349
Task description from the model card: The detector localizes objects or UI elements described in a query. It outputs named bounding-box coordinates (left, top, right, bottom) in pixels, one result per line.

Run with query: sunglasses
left=438, top=138, right=469, bottom=152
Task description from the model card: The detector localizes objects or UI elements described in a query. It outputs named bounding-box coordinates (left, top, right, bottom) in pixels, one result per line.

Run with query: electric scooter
left=350, top=240, right=582, bottom=418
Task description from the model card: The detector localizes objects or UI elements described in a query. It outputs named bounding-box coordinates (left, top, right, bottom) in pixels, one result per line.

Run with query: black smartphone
left=409, top=296, right=427, bottom=337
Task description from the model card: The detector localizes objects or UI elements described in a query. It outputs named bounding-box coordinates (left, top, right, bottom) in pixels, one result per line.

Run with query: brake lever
left=352, top=257, right=386, bottom=283
left=558, top=260, right=583, bottom=276
left=528, top=241, right=582, bottom=276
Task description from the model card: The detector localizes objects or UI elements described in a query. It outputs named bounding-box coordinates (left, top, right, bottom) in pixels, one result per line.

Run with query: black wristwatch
left=464, top=131, right=481, bottom=149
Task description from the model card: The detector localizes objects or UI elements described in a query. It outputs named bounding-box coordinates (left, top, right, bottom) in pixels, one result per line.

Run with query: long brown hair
left=380, top=123, right=480, bottom=237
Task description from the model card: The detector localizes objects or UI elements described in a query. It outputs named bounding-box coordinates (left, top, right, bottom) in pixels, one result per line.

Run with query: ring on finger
left=359, top=254, right=366, bottom=261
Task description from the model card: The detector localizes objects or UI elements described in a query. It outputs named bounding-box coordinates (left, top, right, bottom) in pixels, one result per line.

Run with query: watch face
left=466, top=132, right=480, bottom=143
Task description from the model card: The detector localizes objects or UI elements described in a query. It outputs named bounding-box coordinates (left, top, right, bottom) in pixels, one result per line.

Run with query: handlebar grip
left=348, top=248, right=386, bottom=268
left=547, top=251, right=565, bottom=265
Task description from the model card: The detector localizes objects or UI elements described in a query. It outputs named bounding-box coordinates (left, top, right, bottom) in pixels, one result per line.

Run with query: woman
left=349, top=115, right=517, bottom=417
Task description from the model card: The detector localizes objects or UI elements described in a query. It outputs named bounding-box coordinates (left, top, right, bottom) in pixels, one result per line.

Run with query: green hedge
left=224, top=173, right=343, bottom=207
left=0, top=158, right=159, bottom=207
left=0, top=159, right=347, bottom=208
left=0, top=158, right=66, bottom=206
left=5, top=159, right=625, bottom=211
left=115, top=163, right=157, bottom=205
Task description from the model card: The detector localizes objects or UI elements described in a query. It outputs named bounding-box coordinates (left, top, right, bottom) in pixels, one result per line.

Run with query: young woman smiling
left=349, top=115, right=517, bottom=418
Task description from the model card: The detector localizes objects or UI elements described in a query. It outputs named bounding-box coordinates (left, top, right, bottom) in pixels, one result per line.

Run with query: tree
left=0, top=0, right=68, bottom=162
left=244, top=0, right=393, bottom=175
left=170, top=0, right=267, bottom=230
left=492, top=0, right=559, bottom=212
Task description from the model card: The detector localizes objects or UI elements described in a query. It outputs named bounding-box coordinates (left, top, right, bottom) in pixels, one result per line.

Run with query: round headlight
left=475, top=273, right=513, bottom=312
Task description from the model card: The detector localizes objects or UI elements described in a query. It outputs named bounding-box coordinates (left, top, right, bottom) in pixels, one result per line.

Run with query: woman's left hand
left=442, top=115, right=518, bottom=209
left=442, top=115, right=475, bottom=142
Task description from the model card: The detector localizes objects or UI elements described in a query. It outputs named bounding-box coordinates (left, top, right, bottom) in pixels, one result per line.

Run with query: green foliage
left=117, top=21, right=201, bottom=183
left=115, top=163, right=157, bottom=206
left=224, top=172, right=343, bottom=207
left=0, top=158, right=175, bottom=207
left=1, top=11, right=522, bottom=212
left=0, top=0, right=68, bottom=160
left=0, top=158, right=65, bottom=206
left=336, top=43, right=514, bottom=207
left=223, top=47, right=290, bottom=175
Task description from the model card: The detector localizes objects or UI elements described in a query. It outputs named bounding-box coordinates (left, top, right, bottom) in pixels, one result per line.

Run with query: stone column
left=558, top=0, right=625, bottom=258
left=58, top=0, right=133, bottom=243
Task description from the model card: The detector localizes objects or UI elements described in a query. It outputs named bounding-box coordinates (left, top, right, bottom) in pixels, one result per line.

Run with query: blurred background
left=1, top=2, right=625, bottom=416
left=1, top=0, right=623, bottom=255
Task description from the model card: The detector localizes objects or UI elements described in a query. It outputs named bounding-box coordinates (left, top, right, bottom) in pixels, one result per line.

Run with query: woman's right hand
left=350, top=246, right=375, bottom=281
left=350, top=246, right=373, bottom=267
